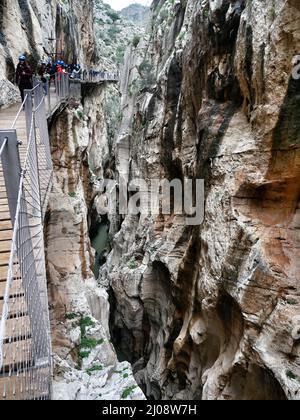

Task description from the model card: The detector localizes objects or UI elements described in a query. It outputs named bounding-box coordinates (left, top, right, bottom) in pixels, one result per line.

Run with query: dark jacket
left=16, top=63, right=33, bottom=88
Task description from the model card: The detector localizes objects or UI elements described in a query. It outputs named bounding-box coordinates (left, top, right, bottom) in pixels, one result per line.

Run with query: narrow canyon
left=0, top=0, right=299, bottom=401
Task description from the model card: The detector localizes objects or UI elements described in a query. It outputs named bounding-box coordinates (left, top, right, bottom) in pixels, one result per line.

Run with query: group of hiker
left=16, top=55, right=118, bottom=105
left=16, top=55, right=83, bottom=103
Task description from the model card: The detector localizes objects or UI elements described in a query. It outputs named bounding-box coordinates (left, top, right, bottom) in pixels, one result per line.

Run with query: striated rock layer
left=104, top=0, right=300, bottom=400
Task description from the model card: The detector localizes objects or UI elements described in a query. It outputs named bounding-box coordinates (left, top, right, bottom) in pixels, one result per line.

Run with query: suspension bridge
left=0, top=72, right=118, bottom=400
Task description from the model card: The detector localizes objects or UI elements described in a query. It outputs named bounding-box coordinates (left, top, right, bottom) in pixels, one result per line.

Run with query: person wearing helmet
left=38, top=60, right=49, bottom=95
left=16, top=55, right=33, bottom=102
left=38, top=60, right=47, bottom=77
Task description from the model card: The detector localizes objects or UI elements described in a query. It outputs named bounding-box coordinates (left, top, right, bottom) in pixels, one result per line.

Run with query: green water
left=91, top=223, right=109, bottom=277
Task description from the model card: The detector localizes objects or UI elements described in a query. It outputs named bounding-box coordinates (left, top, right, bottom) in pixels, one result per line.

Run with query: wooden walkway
left=0, top=104, right=32, bottom=399
left=0, top=91, right=57, bottom=399
left=0, top=76, right=116, bottom=399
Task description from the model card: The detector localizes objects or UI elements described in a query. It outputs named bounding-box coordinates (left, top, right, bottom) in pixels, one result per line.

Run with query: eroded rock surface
left=0, top=0, right=144, bottom=401
left=46, top=87, right=144, bottom=401
left=103, top=0, right=300, bottom=400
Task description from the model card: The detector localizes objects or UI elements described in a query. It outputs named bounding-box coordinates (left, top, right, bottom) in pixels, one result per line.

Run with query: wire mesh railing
left=0, top=68, right=118, bottom=400
left=0, top=81, right=54, bottom=400
left=82, top=70, right=119, bottom=83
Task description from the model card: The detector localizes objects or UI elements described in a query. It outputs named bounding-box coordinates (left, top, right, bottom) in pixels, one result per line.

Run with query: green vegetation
left=76, top=109, right=84, bottom=120
left=65, top=312, right=80, bottom=320
left=107, top=9, right=121, bottom=23
left=107, top=24, right=122, bottom=42
left=76, top=316, right=104, bottom=363
left=286, top=298, right=298, bottom=305
left=79, top=350, right=90, bottom=360
left=127, top=257, right=138, bottom=270
left=159, top=8, right=169, bottom=24
left=137, top=60, right=156, bottom=91
left=268, top=7, right=276, bottom=21
left=86, top=364, right=103, bottom=376
left=149, top=245, right=158, bottom=253
left=121, top=385, right=137, bottom=399
left=68, top=192, right=77, bottom=198
left=104, top=86, right=122, bottom=145
left=286, top=370, right=297, bottom=380
left=139, top=72, right=156, bottom=91
left=132, top=35, right=141, bottom=48
left=116, top=45, right=126, bottom=65
left=139, top=61, right=152, bottom=74
left=80, top=337, right=104, bottom=350
left=80, top=316, right=95, bottom=336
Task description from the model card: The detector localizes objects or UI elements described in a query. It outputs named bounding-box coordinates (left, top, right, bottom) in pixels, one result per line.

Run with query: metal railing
left=0, top=82, right=54, bottom=400
left=33, top=73, right=70, bottom=117
left=0, top=68, right=118, bottom=400
left=81, top=70, right=119, bottom=84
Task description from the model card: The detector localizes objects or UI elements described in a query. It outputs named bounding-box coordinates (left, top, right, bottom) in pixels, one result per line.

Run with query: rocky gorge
left=0, top=0, right=299, bottom=401
left=103, top=0, right=300, bottom=400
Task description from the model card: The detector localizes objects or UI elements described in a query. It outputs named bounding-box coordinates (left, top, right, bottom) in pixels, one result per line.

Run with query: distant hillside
left=120, top=3, right=150, bottom=27
left=93, top=1, right=146, bottom=71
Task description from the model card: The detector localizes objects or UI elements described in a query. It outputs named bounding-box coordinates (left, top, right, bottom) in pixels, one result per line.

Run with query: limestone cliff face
left=0, top=0, right=94, bottom=108
left=47, top=88, right=144, bottom=400
left=0, top=0, right=144, bottom=401
left=104, top=0, right=300, bottom=400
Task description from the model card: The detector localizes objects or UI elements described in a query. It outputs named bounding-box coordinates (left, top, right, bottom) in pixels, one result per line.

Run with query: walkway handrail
left=10, top=95, right=28, bottom=129
left=82, top=71, right=119, bottom=83
left=0, top=81, right=54, bottom=400
left=0, top=68, right=118, bottom=400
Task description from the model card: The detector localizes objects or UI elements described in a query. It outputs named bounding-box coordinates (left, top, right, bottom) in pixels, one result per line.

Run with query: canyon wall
left=47, top=87, right=143, bottom=400
left=104, top=0, right=300, bottom=400
left=0, top=0, right=144, bottom=400
left=1, top=0, right=299, bottom=401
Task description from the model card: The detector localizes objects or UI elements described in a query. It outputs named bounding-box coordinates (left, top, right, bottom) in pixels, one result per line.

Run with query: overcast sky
left=104, top=1, right=151, bottom=11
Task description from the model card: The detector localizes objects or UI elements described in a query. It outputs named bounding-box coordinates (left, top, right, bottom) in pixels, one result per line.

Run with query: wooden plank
left=0, top=252, right=10, bottom=266
left=1, top=339, right=32, bottom=372
left=0, top=192, right=9, bottom=200
left=0, top=370, right=50, bottom=400
left=0, top=250, right=10, bottom=264
left=0, top=374, right=28, bottom=400
left=0, top=230, right=13, bottom=241
left=0, top=265, right=8, bottom=281
left=0, top=220, right=12, bottom=231
left=0, top=297, right=27, bottom=318
left=0, top=212, right=10, bottom=220
left=0, top=241, right=11, bottom=253
left=4, top=315, right=30, bottom=340
left=0, top=279, right=23, bottom=299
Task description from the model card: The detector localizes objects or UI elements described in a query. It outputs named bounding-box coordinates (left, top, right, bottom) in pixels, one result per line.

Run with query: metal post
left=47, top=80, right=51, bottom=115
left=0, top=130, right=21, bottom=224
left=55, top=74, right=59, bottom=101
left=63, top=74, right=66, bottom=98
